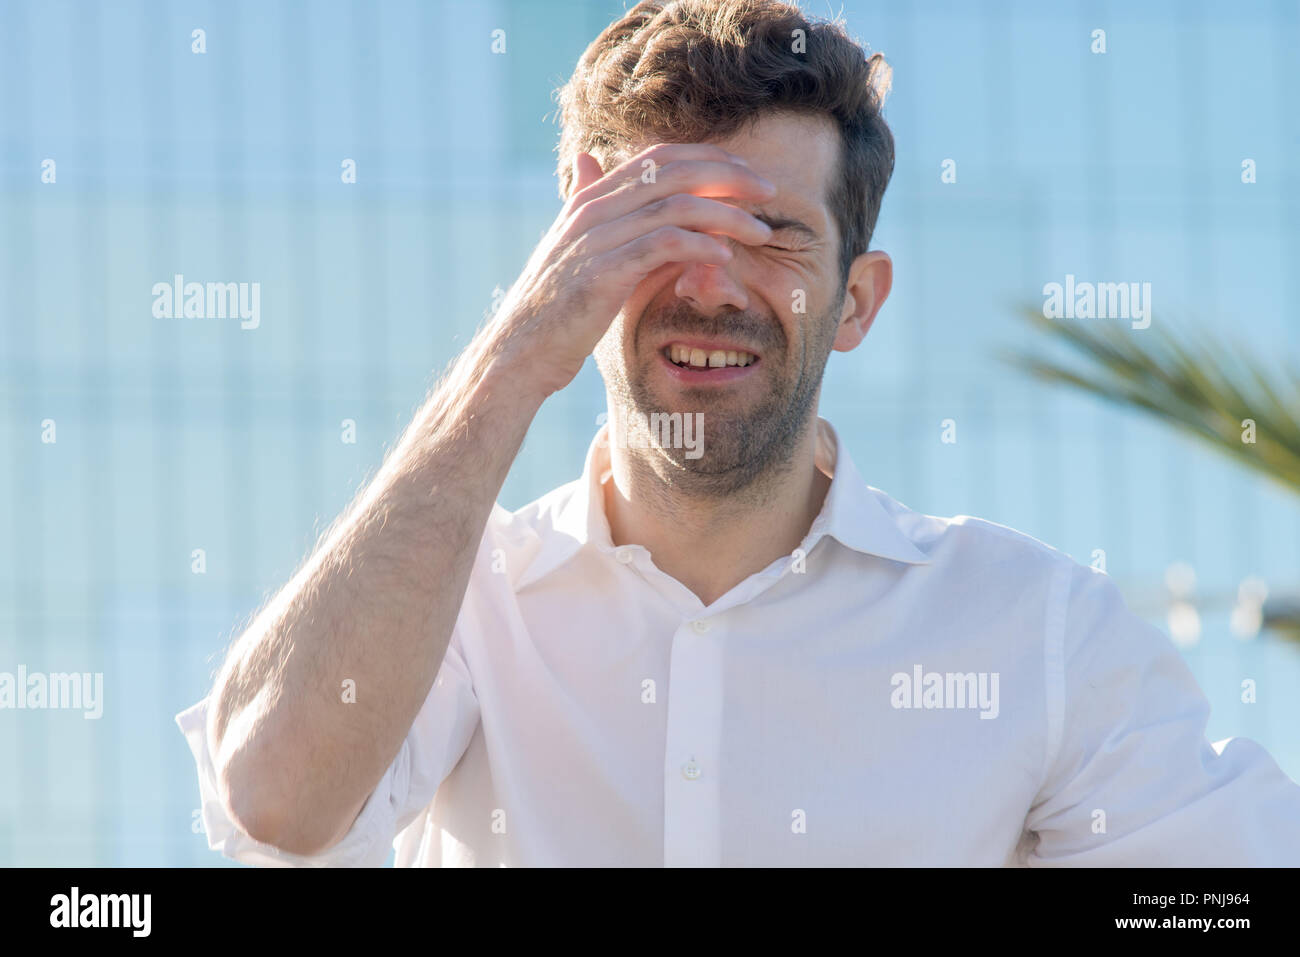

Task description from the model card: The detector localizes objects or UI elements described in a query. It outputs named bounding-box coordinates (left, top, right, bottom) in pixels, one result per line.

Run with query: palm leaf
left=1000, top=308, right=1300, bottom=641
left=1000, top=308, right=1300, bottom=497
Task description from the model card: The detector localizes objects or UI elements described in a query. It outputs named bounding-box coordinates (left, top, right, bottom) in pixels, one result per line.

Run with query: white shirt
left=177, top=417, right=1300, bottom=866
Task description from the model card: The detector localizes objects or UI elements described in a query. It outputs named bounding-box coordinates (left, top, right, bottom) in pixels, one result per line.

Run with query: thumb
left=571, top=151, right=605, bottom=198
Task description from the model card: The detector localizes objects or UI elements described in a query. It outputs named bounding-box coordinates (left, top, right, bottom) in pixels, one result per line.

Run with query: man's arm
left=208, top=335, right=537, bottom=856
left=1024, top=560, right=1300, bottom=865
left=204, top=143, right=778, bottom=856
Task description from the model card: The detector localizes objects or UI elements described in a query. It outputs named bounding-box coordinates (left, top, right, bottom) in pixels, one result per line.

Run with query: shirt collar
left=515, top=416, right=930, bottom=589
left=802, top=418, right=932, bottom=565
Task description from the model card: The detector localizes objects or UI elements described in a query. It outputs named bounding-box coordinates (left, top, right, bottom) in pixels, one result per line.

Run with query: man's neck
left=602, top=421, right=832, bottom=607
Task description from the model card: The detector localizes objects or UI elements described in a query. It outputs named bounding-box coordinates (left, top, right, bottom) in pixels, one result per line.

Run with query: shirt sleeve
left=176, top=621, right=481, bottom=868
left=1023, top=560, right=1300, bottom=866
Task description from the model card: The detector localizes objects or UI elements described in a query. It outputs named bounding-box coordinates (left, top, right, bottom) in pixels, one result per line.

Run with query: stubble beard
left=596, top=294, right=843, bottom=505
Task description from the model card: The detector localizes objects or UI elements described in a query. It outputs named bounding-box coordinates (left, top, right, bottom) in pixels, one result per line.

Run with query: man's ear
left=832, top=250, right=892, bottom=352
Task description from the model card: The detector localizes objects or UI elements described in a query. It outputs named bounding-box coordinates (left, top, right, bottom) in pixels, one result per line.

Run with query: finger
left=585, top=192, right=773, bottom=253
left=601, top=225, right=735, bottom=279
left=571, top=152, right=605, bottom=199
left=568, top=159, right=776, bottom=239
left=568, top=142, right=755, bottom=209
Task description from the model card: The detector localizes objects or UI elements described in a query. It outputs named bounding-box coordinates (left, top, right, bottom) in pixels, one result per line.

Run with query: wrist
left=477, top=353, right=550, bottom=419
left=477, top=320, right=569, bottom=411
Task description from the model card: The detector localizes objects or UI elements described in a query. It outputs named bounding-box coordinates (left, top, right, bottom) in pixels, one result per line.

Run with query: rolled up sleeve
left=176, top=627, right=481, bottom=868
left=1024, top=562, right=1300, bottom=866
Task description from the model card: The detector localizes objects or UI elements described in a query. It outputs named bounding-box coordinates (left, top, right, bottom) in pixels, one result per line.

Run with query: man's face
left=594, top=111, right=851, bottom=496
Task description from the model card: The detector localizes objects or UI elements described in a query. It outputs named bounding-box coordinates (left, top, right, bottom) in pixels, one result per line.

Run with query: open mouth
left=662, top=344, right=759, bottom=369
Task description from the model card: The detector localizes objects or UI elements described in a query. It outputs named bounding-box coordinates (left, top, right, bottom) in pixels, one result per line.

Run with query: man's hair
left=555, top=0, right=894, bottom=285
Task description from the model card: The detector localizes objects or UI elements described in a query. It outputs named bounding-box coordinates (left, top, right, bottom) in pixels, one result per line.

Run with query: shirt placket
left=612, top=543, right=808, bottom=868
left=662, top=612, right=724, bottom=867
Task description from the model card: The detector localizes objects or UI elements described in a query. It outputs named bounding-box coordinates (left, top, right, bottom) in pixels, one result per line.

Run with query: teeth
left=666, top=345, right=757, bottom=368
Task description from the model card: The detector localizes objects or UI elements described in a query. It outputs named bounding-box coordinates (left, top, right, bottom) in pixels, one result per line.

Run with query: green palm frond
left=1001, top=308, right=1300, bottom=640
left=1000, top=308, right=1300, bottom=497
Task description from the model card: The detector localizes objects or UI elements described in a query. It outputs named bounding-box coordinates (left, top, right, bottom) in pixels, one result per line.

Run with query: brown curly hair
left=554, top=0, right=894, bottom=284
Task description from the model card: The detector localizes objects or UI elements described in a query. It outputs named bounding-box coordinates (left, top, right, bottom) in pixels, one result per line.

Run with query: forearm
left=209, top=328, right=541, bottom=854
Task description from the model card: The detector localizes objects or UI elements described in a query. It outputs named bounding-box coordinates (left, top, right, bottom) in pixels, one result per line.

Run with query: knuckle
left=638, top=196, right=669, bottom=219
left=564, top=231, right=592, bottom=260
left=563, top=211, right=590, bottom=241
left=653, top=159, right=685, bottom=185
left=665, top=192, right=698, bottom=215
left=565, top=196, right=607, bottom=237
left=567, top=181, right=598, bottom=209
left=658, top=227, right=687, bottom=250
left=615, top=239, right=648, bottom=270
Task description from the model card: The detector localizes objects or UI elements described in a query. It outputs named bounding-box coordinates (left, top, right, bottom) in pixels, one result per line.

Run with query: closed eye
left=763, top=227, right=814, bottom=253
left=752, top=213, right=819, bottom=250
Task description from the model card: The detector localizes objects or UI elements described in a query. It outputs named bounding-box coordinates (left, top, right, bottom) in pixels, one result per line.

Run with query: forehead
left=711, top=110, right=838, bottom=233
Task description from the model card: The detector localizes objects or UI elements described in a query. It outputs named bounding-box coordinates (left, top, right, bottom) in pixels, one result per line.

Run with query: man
left=177, top=0, right=1300, bottom=866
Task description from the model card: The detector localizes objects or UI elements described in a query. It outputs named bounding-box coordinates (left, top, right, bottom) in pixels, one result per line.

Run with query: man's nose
left=672, top=252, right=749, bottom=315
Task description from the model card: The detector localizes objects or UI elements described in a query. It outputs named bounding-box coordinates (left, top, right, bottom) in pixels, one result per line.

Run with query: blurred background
left=1, top=0, right=1297, bottom=866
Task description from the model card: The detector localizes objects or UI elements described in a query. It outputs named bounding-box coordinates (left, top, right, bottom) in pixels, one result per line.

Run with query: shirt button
left=616, top=547, right=634, bottom=564
left=691, top=619, right=710, bottom=634
left=682, top=760, right=701, bottom=780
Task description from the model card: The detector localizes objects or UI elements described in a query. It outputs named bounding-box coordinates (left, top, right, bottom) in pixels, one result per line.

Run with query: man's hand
left=204, top=142, right=776, bottom=858
left=492, top=143, right=777, bottom=399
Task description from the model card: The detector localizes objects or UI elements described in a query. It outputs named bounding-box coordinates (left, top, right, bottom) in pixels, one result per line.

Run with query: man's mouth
left=662, top=343, right=759, bottom=369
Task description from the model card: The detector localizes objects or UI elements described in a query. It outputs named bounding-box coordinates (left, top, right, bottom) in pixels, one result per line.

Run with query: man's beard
left=595, top=293, right=843, bottom=500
